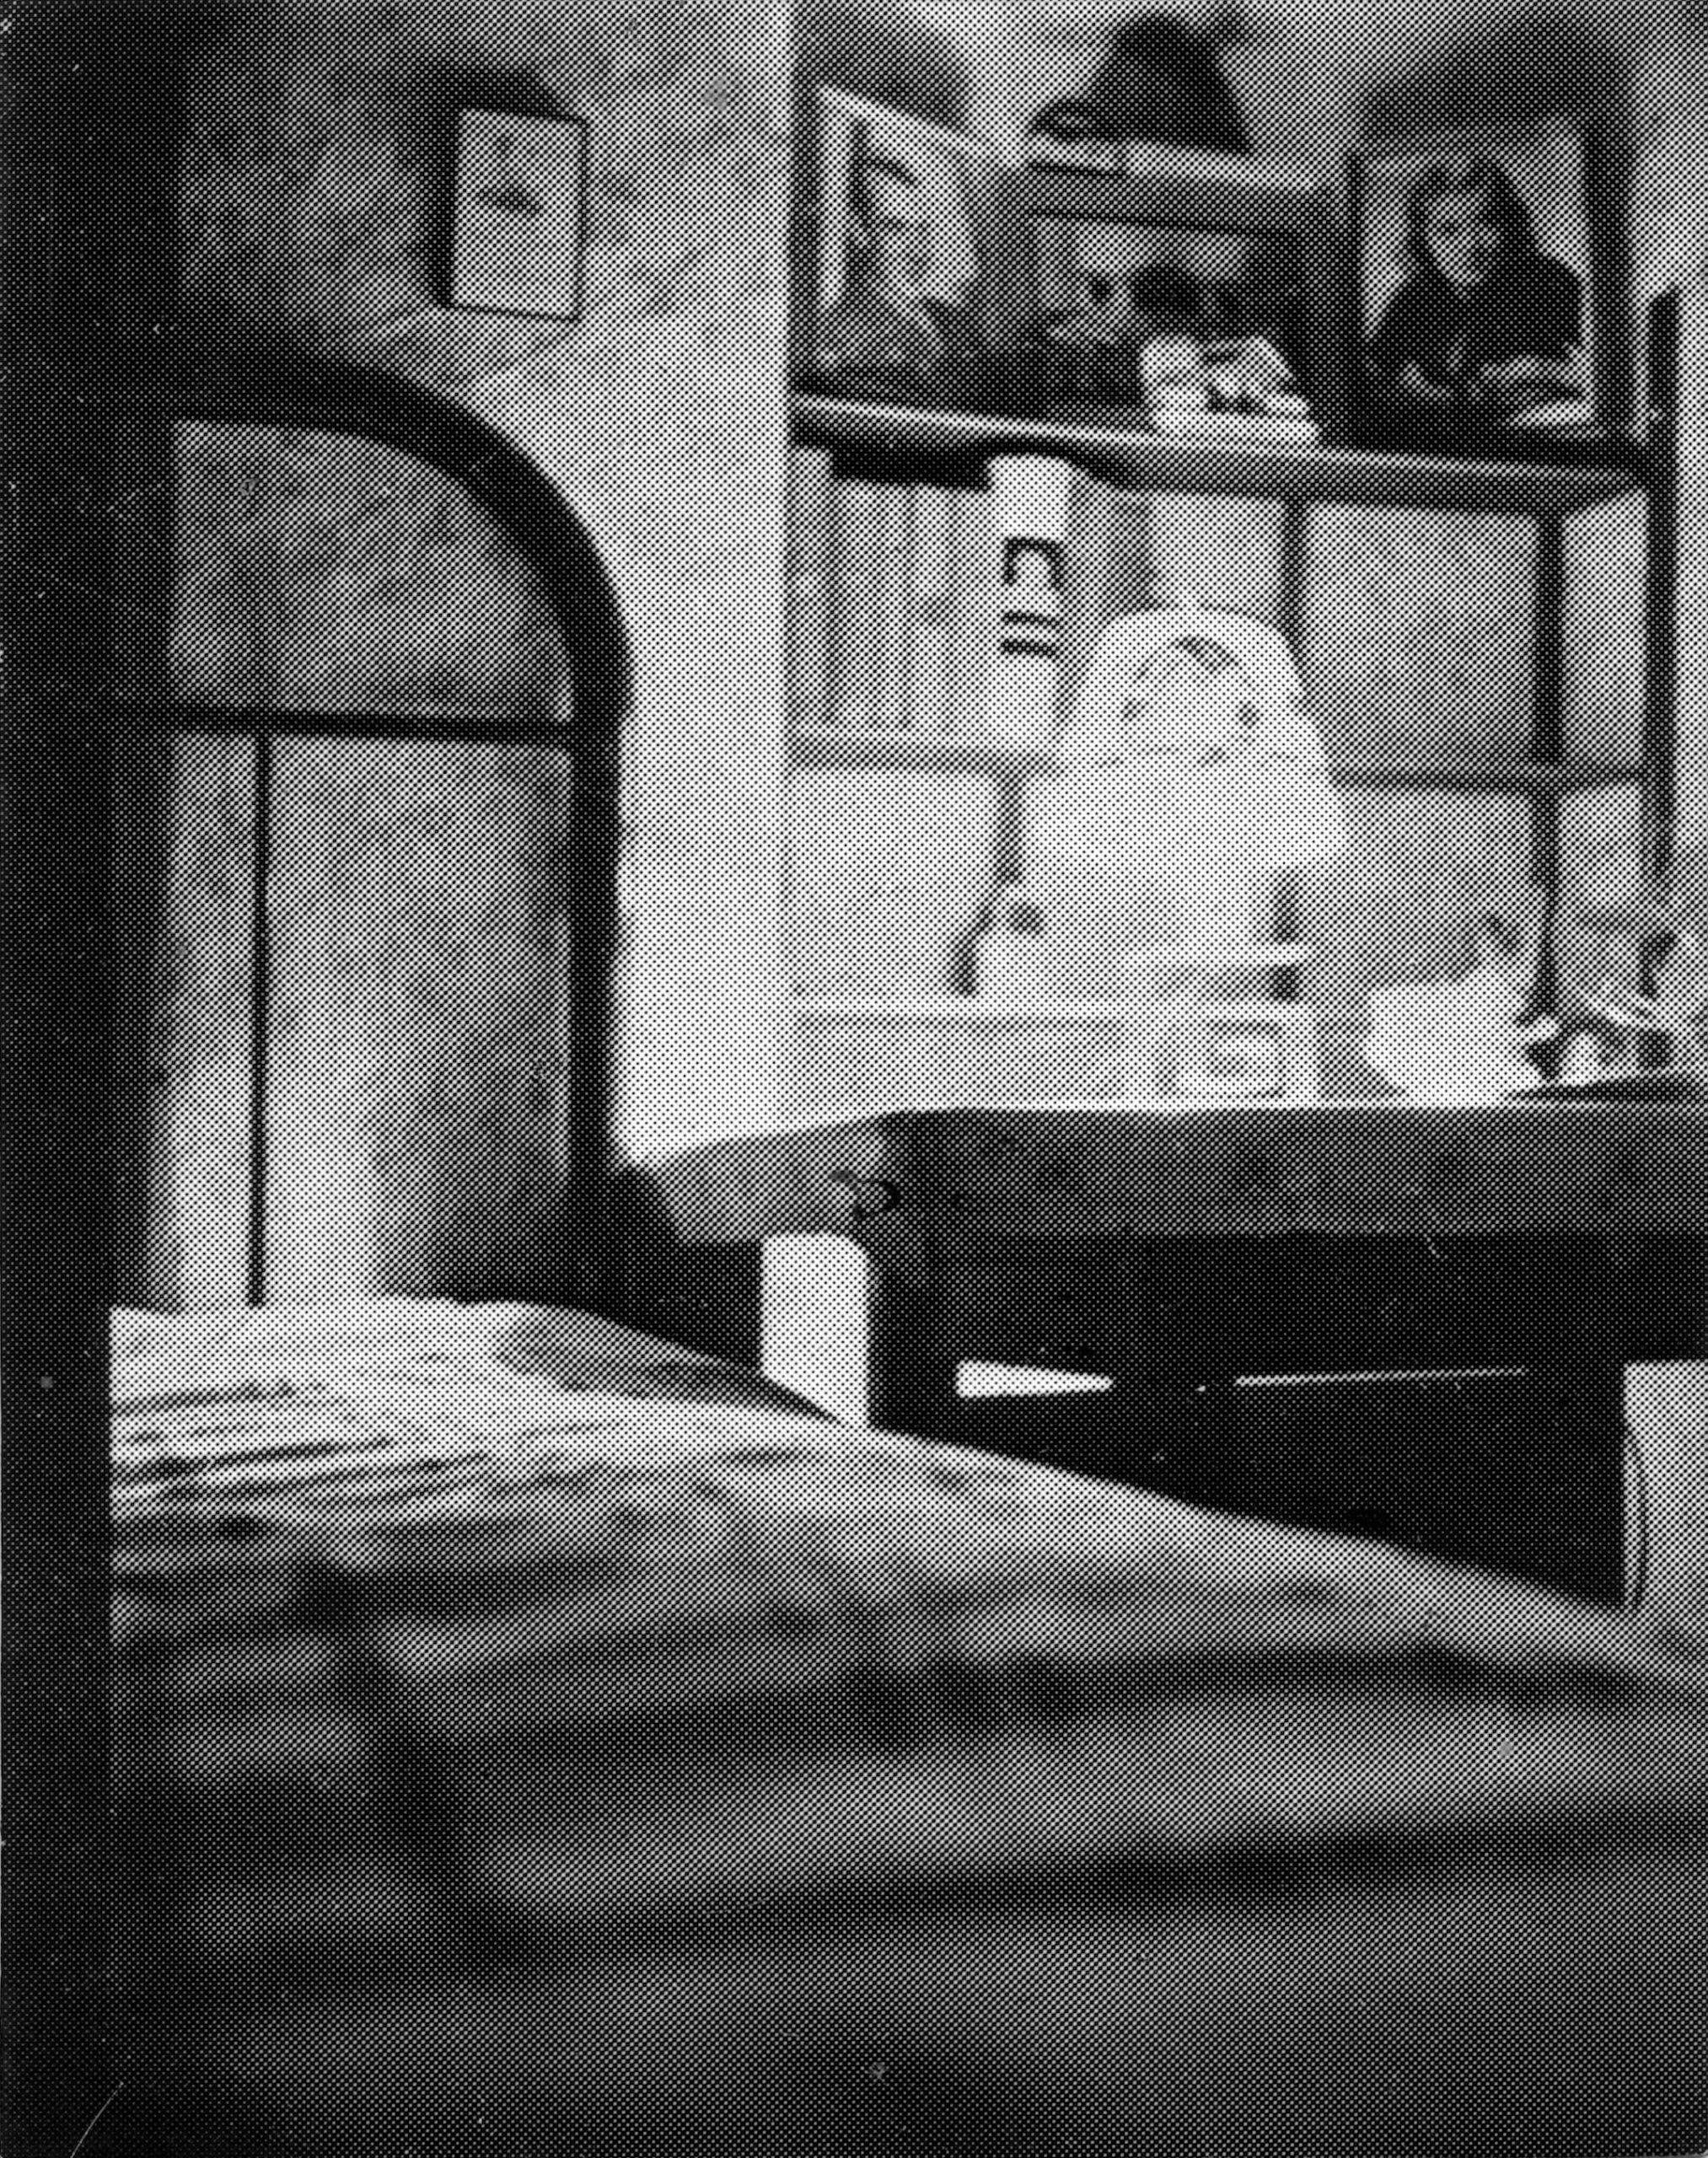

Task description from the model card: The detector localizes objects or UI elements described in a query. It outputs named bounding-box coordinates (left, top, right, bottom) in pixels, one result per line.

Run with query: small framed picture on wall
left=449, top=110, right=588, bottom=322
left=1352, top=115, right=1614, bottom=448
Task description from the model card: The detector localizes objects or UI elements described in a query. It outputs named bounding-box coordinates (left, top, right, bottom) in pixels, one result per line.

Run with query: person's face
left=1421, top=187, right=1503, bottom=292
left=859, top=167, right=931, bottom=298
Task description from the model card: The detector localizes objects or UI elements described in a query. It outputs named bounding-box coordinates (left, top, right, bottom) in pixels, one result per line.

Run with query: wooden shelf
left=794, top=393, right=1650, bottom=515
left=789, top=731, right=1643, bottom=793
left=793, top=996, right=1138, bottom=1022
left=792, top=980, right=1302, bottom=1020
left=1332, top=761, right=1642, bottom=792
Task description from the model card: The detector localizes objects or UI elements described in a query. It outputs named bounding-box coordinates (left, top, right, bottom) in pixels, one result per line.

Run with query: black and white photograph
left=1010, top=153, right=1335, bottom=432
left=449, top=108, right=588, bottom=320
left=797, top=86, right=1016, bottom=408
left=9, top=8, right=1708, bottom=2158
left=1025, top=210, right=1310, bottom=422
left=1355, top=115, right=1603, bottom=440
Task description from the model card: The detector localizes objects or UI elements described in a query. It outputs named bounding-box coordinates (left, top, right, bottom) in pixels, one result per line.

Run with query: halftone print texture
left=91, top=4, right=1706, bottom=2155
left=111, top=1303, right=1708, bottom=2156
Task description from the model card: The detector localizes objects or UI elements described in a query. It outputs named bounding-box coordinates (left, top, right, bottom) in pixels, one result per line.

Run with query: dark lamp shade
left=1033, top=12, right=1251, bottom=156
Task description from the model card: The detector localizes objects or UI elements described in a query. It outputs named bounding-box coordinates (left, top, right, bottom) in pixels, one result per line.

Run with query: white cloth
left=1363, top=951, right=1544, bottom=1102
left=1026, top=609, right=1345, bottom=951
left=1063, top=606, right=1334, bottom=782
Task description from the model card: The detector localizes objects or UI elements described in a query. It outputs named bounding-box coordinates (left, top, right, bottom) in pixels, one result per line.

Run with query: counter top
left=627, top=1098, right=1708, bottom=1244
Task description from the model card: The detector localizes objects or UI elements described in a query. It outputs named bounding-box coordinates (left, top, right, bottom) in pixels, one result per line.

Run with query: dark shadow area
left=793, top=0, right=971, bottom=129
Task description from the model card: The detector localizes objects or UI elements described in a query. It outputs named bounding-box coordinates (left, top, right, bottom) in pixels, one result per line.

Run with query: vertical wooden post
left=248, top=726, right=273, bottom=1307
left=1528, top=513, right=1567, bottom=1044
left=1643, top=290, right=1679, bottom=886
left=1270, top=494, right=1311, bottom=965
left=4, top=381, right=118, bottom=2158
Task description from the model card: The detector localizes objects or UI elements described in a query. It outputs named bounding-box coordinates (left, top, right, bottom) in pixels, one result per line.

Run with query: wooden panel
left=1627, top=1357, right=1708, bottom=1624
left=876, top=1237, right=1625, bottom=1599
left=910, top=1318, right=1622, bottom=1602
left=1298, top=502, right=1538, bottom=769
left=167, top=421, right=272, bottom=708
left=1563, top=491, right=1645, bottom=766
left=891, top=1103, right=1708, bottom=1243
left=169, top=423, right=563, bottom=720
left=112, top=729, right=258, bottom=1309
left=266, top=738, right=574, bottom=1303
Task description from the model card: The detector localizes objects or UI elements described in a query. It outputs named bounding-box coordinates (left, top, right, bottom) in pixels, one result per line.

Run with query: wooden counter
left=620, top=1101, right=1708, bottom=1601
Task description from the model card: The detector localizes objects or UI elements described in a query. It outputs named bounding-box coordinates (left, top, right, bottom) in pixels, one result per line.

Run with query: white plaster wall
left=467, top=308, right=792, bottom=1162
left=174, top=0, right=793, bottom=1282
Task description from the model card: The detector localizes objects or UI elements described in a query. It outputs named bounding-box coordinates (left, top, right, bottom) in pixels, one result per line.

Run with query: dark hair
left=1404, top=156, right=1539, bottom=272
left=1127, top=260, right=1203, bottom=322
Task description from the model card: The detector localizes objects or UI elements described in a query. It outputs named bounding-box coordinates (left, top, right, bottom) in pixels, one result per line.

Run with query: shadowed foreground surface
left=110, top=1302, right=1708, bottom=2157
